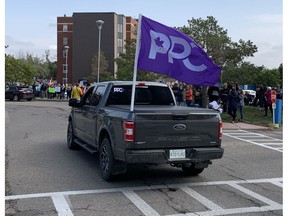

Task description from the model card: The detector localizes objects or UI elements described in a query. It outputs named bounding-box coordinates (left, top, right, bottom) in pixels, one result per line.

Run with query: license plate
left=169, top=149, right=185, bottom=159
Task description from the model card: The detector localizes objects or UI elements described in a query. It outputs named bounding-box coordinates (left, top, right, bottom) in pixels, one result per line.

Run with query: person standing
left=238, top=90, right=245, bottom=121
left=264, top=87, right=273, bottom=117
left=193, top=86, right=202, bottom=107
left=227, top=86, right=240, bottom=123
left=60, top=84, right=66, bottom=100
left=41, top=82, right=47, bottom=98
left=55, top=84, right=61, bottom=99
left=220, top=83, right=229, bottom=112
left=185, top=85, right=193, bottom=107
left=71, top=84, right=83, bottom=101
left=66, top=84, right=72, bottom=99
left=176, top=84, right=185, bottom=106
left=208, top=85, right=220, bottom=103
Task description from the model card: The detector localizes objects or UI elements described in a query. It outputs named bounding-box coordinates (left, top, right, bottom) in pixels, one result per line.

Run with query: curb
left=222, top=122, right=277, bottom=131
left=34, top=98, right=69, bottom=102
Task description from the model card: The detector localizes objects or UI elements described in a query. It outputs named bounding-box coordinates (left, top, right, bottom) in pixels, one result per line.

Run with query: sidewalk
left=223, top=122, right=273, bottom=130
left=34, top=97, right=68, bottom=102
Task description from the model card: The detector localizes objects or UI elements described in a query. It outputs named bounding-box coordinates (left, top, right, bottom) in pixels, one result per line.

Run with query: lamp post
left=96, top=20, right=104, bottom=83
left=64, top=45, right=69, bottom=85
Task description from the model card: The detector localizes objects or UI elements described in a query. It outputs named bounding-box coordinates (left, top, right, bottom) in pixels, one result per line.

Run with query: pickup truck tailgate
left=133, top=106, right=221, bottom=149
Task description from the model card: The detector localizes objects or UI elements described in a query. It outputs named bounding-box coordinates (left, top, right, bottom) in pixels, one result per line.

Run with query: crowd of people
left=32, top=81, right=92, bottom=101
left=171, top=82, right=283, bottom=123
left=32, top=80, right=282, bottom=124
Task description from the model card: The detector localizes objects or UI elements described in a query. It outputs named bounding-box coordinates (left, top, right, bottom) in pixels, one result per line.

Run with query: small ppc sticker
left=113, top=87, right=124, bottom=93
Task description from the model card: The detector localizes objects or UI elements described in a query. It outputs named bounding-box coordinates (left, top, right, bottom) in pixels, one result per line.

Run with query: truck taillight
left=137, top=82, right=146, bottom=86
left=218, top=120, right=222, bottom=140
left=124, top=121, right=134, bottom=142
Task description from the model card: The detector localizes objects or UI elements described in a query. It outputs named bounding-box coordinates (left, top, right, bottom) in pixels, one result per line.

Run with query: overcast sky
left=4, top=0, right=283, bottom=69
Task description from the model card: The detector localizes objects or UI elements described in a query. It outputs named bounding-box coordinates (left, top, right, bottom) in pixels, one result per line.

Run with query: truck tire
left=182, top=163, right=204, bottom=176
left=99, top=137, right=115, bottom=181
left=67, top=120, right=78, bottom=150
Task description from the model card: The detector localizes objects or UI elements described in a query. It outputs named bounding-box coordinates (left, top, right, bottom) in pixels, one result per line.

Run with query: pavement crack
left=156, top=187, right=189, bottom=214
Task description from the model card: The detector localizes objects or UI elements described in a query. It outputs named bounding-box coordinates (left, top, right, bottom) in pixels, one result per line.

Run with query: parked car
left=243, top=90, right=256, bottom=106
left=5, top=86, right=34, bottom=101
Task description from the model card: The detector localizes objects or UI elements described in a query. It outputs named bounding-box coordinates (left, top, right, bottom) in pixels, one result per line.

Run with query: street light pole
left=96, top=20, right=104, bottom=83
left=64, top=45, right=69, bottom=85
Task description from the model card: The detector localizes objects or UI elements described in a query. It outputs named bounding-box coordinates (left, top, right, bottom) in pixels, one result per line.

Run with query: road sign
left=272, top=103, right=276, bottom=109
left=271, top=90, right=276, bottom=103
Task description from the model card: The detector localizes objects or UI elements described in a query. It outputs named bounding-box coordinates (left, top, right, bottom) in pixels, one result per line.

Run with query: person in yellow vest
left=71, top=84, right=83, bottom=101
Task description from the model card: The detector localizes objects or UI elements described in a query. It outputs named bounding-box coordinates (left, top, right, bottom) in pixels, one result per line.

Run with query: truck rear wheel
left=182, top=163, right=204, bottom=175
left=67, top=120, right=78, bottom=150
left=99, top=137, right=115, bottom=181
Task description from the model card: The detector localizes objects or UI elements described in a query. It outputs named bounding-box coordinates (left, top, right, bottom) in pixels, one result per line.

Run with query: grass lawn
left=220, top=106, right=282, bottom=127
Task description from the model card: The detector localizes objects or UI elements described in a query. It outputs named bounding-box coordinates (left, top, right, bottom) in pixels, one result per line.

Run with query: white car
left=243, top=90, right=256, bottom=96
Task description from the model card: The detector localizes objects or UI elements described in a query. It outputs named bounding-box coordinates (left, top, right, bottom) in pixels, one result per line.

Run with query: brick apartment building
left=57, top=12, right=138, bottom=85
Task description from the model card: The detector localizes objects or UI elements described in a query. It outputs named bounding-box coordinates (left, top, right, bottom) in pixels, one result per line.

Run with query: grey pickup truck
left=67, top=81, right=223, bottom=181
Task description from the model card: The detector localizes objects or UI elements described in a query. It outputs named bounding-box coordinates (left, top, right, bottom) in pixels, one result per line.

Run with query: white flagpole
left=130, top=14, right=143, bottom=112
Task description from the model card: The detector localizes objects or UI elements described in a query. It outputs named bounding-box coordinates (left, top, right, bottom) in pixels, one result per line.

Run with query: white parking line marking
left=223, top=129, right=282, bottom=152
left=190, top=205, right=283, bottom=216
left=5, top=178, right=282, bottom=216
left=123, top=190, right=161, bottom=216
left=51, top=195, right=73, bottom=216
left=270, top=181, right=283, bottom=188
left=180, top=186, right=223, bottom=211
left=264, top=143, right=283, bottom=145
left=228, top=183, right=281, bottom=206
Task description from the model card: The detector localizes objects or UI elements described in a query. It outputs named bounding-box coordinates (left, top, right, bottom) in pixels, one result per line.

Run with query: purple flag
left=137, top=15, right=221, bottom=86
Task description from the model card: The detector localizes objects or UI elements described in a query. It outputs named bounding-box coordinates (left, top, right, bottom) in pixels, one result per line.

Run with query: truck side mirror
left=68, top=98, right=80, bottom=107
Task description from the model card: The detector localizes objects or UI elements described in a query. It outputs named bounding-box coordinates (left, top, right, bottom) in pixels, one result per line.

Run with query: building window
left=117, top=39, right=123, bottom=47
left=117, top=47, right=123, bottom=55
left=117, top=16, right=124, bottom=56
left=62, top=64, right=68, bottom=73
left=118, top=24, right=123, bottom=33
left=62, top=78, right=68, bottom=85
left=63, top=37, right=68, bottom=45
left=63, top=50, right=67, bottom=58
left=63, top=24, right=68, bottom=32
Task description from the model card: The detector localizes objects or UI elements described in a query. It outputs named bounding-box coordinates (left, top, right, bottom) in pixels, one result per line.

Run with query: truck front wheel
left=182, top=163, right=204, bottom=175
left=99, top=137, right=115, bottom=181
left=67, top=120, right=78, bottom=150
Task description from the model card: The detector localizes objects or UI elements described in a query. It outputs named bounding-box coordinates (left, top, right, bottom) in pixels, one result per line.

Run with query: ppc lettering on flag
left=137, top=16, right=221, bottom=86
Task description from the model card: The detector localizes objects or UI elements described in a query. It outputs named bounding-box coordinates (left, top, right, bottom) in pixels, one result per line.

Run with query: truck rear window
left=106, top=85, right=175, bottom=105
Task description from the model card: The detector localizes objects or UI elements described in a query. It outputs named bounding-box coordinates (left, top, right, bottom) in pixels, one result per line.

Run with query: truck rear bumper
left=125, top=147, right=224, bottom=164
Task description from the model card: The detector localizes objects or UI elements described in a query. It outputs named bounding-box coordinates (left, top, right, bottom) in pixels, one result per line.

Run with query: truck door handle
left=172, top=114, right=189, bottom=120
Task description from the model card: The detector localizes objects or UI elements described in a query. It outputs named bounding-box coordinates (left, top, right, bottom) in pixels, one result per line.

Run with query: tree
left=45, top=50, right=57, bottom=80
left=5, top=50, right=58, bottom=85
left=114, top=39, right=135, bottom=80
left=5, top=54, right=37, bottom=85
left=178, top=16, right=258, bottom=68
left=255, top=68, right=281, bottom=87
left=278, top=63, right=283, bottom=84
left=86, top=50, right=113, bottom=82
left=115, top=39, right=161, bottom=81
left=223, top=62, right=283, bottom=87
left=223, top=62, right=262, bottom=84
left=178, top=16, right=258, bottom=107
